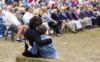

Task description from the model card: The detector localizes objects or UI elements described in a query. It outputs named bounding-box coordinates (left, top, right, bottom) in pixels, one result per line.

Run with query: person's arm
left=25, top=40, right=31, bottom=46
left=24, top=29, right=35, bottom=51
left=24, top=29, right=52, bottom=47
left=23, top=13, right=30, bottom=25
left=25, top=40, right=32, bottom=51
left=45, top=13, right=57, bottom=23
left=34, top=36, right=52, bottom=47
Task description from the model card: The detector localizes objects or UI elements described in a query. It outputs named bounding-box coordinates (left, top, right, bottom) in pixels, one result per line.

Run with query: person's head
left=33, top=9, right=40, bottom=16
left=13, top=7, right=19, bottom=13
left=64, top=6, right=68, bottom=11
left=17, top=7, right=25, bottom=15
left=42, top=6, right=48, bottom=13
left=25, top=7, right=33, bottom=13
left=7, top=6, right=14, bottom=13
left=60, top=6, right=65, bottom=13
left=38, top=25, right=47, bottom=35
left=2, top=5, right=8, bottom=10
left=12, top=2, right=19, bottom=8
left=29, top=16, right=42, bottom=29
left=37, top=8, right=43, bottom=16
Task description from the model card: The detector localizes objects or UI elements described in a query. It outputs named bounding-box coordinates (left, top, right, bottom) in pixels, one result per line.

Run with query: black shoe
left=16, top=39, right=22, bottom=42
left=22, top=52, right=41, bottom=57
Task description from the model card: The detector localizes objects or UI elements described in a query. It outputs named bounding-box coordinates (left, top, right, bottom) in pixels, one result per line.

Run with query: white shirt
left=2, top=10, right=9, bottom=16
left=23, top=12, right=33, bottom=25
left=4, top=12, right=21, bottom=26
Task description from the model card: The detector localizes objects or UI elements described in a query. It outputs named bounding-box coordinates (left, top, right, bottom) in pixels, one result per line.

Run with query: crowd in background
left=0, top=0, right=100, bottom=41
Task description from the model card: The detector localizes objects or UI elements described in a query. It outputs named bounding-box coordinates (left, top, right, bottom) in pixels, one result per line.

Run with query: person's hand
left=28, top=45, right=32, bottom=51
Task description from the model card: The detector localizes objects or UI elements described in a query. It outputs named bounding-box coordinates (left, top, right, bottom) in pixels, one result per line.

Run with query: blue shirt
left=39, top=35, right=57, bottom=58
left=0, top=14, right=5, bottom=24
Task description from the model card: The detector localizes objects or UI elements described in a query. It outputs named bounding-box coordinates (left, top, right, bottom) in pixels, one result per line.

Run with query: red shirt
left=29, top=0, right=33, bottom=3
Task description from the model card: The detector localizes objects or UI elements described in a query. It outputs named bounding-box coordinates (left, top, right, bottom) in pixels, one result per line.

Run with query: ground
left=1, top=27, right=100, bottom=62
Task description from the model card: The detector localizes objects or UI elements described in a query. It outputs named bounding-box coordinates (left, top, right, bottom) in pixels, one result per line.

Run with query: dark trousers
left=48, top=22, right=60, bottom=34
left=91, top=17, right=98, bottom=26
left=0, top=24, right=6, bottom=36
left=96, top=16, right=100, bottom=26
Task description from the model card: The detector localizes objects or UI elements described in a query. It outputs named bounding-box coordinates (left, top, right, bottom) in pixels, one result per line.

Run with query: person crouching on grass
left=26, top=25, right=59, bottom=59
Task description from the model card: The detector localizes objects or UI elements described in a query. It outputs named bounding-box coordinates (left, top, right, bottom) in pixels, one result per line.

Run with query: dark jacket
left=23, top=28, right=52, bottom=57
left=70, top=11, right=78, bottom=20
left=65, top=11, right=72, bottom=20
left=79, top=11, right=86, bottom=19
left=24, top=28, right=52, bottom=47
left=58, top=12, right=68, bottom=20
left=51, top=13, right=60, bottom=21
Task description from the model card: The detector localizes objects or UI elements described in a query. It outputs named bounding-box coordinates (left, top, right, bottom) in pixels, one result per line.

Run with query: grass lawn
left=1, top=27, right=100, bottom=62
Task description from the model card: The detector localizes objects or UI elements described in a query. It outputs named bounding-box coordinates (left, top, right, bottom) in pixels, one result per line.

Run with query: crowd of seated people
left=0, top=1, right=100, bottom=42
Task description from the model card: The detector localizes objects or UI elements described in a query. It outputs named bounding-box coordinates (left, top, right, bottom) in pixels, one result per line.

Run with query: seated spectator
left=16, top=7, right=25, bottom=24
left=79, top=7, right=92, bottom=28
left=58, top=7, right=77, bottom=33
left=4, top=6, right=26, bottom=41
left=23, top=7, right=34, bottom=25
left=5, top=0, right=13, bottom=5
left=2, top=5, right=8, bottom=16
left=12, top=1, right=19, bottom=8
left=22, top=0, right=29, bottom=7
left=0, top=7, right=6, bottom=38
left=33, top=8, right=42, bottom=17
left=35, top=8, right=43, bottom=17
left=69, top=7, right=83, bottom=31
left=31, top=0, right=40, bottom=9
left=41, top=6, right=61, bottom=36
left=51, top=9, right=63, bottom=33
left=65, top=6, right=82, bottom=32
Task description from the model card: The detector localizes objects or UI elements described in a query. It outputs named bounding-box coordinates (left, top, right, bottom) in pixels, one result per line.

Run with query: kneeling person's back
left=38, top=25, right=59, bottom=59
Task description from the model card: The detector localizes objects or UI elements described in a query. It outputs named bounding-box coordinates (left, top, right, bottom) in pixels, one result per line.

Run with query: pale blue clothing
left=29, top=42, right=38, bottom=55
left=43, top=0, right=48, bottom=5
left=67, top=1, right=72, bottom=7
left=29, top=35, right=58, bottom=59
left=22, top=0, right=29, bottom=7
left=42, top=13, right=53, bottom=22
left=39, top=35, right=58, bottom=59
